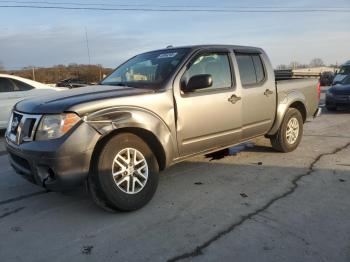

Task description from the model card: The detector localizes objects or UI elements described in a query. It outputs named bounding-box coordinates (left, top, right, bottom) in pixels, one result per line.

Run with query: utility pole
left=99, top=65, right=102, bottom=81
left=32, top=67, right=36, bottom=81
left=85, top=27, right=91, bottom=65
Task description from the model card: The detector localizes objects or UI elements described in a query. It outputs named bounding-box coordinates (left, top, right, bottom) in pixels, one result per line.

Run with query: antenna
left=85, top=27, right=91, bottom=64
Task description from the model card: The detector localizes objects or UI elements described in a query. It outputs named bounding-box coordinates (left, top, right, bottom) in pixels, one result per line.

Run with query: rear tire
left=89, top=133, right=159, bottom=211
left=270, top=108, right=303, bottom=153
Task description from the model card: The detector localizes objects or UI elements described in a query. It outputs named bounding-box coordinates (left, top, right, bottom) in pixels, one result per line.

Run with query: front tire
left=89, top=133, right=159, bottom=211
left=270, top=108, right=303, bottom=153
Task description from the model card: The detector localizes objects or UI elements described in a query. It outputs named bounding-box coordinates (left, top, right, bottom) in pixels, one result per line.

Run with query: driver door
left=173, top=50, right=242, bottom=156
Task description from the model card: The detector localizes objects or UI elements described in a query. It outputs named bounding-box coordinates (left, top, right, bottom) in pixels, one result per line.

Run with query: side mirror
left=182, top=74, right=213, bottom=92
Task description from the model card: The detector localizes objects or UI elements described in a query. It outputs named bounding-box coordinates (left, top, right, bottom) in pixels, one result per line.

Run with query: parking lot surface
left=0, top=88, right=349, bottom=262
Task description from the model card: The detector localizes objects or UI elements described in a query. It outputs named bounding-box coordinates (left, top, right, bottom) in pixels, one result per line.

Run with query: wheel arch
left=289, top=101, right=307, bottom=122
left=91, top=127, right=167, bottom=171
left=87, top=107, right=177, bottom=171
left=267, top=91, right=307, bottom=136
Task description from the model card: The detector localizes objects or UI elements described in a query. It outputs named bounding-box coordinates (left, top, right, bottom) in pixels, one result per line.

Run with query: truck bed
left=276, top=78, right=319, bottom=118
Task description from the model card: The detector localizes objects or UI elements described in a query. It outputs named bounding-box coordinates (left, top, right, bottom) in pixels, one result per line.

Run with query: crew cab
left=5, top=45, right=321, bottom=211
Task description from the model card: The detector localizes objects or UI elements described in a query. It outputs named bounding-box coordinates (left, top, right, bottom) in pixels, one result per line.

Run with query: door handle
left=264, top=89, right=274, bottom=96
left=228, top=94, right=241, bottom=104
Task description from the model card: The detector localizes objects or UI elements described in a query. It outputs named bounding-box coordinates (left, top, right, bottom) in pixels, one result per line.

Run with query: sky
left=0, top=0, right=349, bottom=70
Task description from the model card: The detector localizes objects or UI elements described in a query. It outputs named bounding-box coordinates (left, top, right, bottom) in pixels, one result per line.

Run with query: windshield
left=101, top=48, right=190, bottom=88
left=338, top=65, right=350, bottom=75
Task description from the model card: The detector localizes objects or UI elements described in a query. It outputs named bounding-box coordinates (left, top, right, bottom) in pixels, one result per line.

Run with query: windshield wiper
left=101, top=81, right=157, bottom=89
left=103, top=82, right=133, bottom=87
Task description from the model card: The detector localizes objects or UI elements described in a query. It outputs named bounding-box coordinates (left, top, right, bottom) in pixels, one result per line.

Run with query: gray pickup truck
left=6, top=45, right=321, bottom=211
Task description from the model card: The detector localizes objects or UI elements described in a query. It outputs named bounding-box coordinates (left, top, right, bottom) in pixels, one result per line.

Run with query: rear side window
left=0, top=77, right=15, bottom=92
left=236, top=54, right=265, bottom=86
left=12, top=79, right=34, bottom=91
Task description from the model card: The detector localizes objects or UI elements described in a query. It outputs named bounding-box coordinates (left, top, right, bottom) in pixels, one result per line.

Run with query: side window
left=236, top=54, right=265, bottom=86
left=182, top=53, right=232, bottom=90
left=0, top=77, right=15, bottom=92
left=12, top=79, right=34, bottom=91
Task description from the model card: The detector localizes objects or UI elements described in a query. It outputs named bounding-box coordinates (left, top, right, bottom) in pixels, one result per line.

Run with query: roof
left=146, top=44, right=264, bottom=54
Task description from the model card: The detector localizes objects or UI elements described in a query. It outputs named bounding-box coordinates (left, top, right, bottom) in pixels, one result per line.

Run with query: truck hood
left=15, top=85, right=155, bottom=114
left=330, top=84, right=350, bottom=95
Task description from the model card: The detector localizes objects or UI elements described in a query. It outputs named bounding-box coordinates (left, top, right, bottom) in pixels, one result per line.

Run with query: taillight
left=317, top=81, right=321, bottom=100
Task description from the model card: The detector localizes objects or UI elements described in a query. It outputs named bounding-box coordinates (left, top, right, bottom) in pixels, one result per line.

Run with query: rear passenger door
left=235, top=52, right=276, bottom=140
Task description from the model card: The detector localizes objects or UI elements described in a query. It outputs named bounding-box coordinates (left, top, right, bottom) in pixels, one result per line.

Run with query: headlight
left=6, top=112, right=13, bottom=135
left=35, top=113, right=80, bottom=140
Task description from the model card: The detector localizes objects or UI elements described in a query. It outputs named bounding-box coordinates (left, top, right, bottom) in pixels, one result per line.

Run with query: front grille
left=334, top=91, right=350, bottom=96
left=334, top=95, right=350, bottom=101
left=7, top=111, right=42, bottom=145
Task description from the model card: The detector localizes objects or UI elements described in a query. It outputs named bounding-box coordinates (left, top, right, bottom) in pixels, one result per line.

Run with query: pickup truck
left=5, top=45, right=321, bottom=211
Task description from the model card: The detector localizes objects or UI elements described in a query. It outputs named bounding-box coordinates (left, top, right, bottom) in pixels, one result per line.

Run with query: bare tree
left=276, top=64, right=289, bottom=70
left=289, top=61, right=301, bottom=69
left=289, top=61, right=308, bottom=69
left=309, top=58, right=325, bottom=67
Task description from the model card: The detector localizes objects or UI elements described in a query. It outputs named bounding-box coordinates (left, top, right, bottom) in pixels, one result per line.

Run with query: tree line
left=0, top=63, right=113, bottom=84
left=276, top=58, right=339, bottom=70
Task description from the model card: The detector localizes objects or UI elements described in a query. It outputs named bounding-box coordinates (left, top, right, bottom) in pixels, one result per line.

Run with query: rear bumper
left=6, top=121, right=101, bottom=191
left=313, top=107, right=322, bottom=118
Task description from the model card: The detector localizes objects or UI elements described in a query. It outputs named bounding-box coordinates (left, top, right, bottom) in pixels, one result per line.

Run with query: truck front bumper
left=6, top=121, right=101, bottom=191
left=326, top=95, right=350, bottom=108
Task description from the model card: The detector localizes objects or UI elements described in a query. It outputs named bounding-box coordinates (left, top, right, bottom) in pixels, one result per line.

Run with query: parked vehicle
left=326, top=75, right=350, bottom=111
left=319, top=71, right=334, bottom=86
left=0, top=74, right=65, bottom=129
left=5, top=45, right=321, bottom=211
left=333, top=60, right=350, bottom=85
left=56, top=78, right=88, bottom=88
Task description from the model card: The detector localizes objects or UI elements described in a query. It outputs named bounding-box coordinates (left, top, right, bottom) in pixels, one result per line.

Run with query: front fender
left=267, top=91, right=306, bottom=135
left=85, top=106, right=176, bottom=168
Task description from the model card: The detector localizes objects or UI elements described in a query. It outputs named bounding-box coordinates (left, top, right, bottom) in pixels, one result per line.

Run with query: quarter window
left=12, top=79, right=34, bottom=91
left=236, top=54, right=265, bottom=86
left=252, top=55, right=265, bottom=83
left=0, top=77, right=15, bottom=92
left=182, top=53, right=232, bottom=90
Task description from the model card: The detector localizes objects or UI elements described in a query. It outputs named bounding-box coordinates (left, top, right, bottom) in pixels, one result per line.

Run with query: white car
left=0, top=74, right=65, bottom=129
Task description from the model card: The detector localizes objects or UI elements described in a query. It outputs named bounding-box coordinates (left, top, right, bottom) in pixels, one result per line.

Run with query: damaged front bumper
left=6, top=121, right=101, bottom=191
